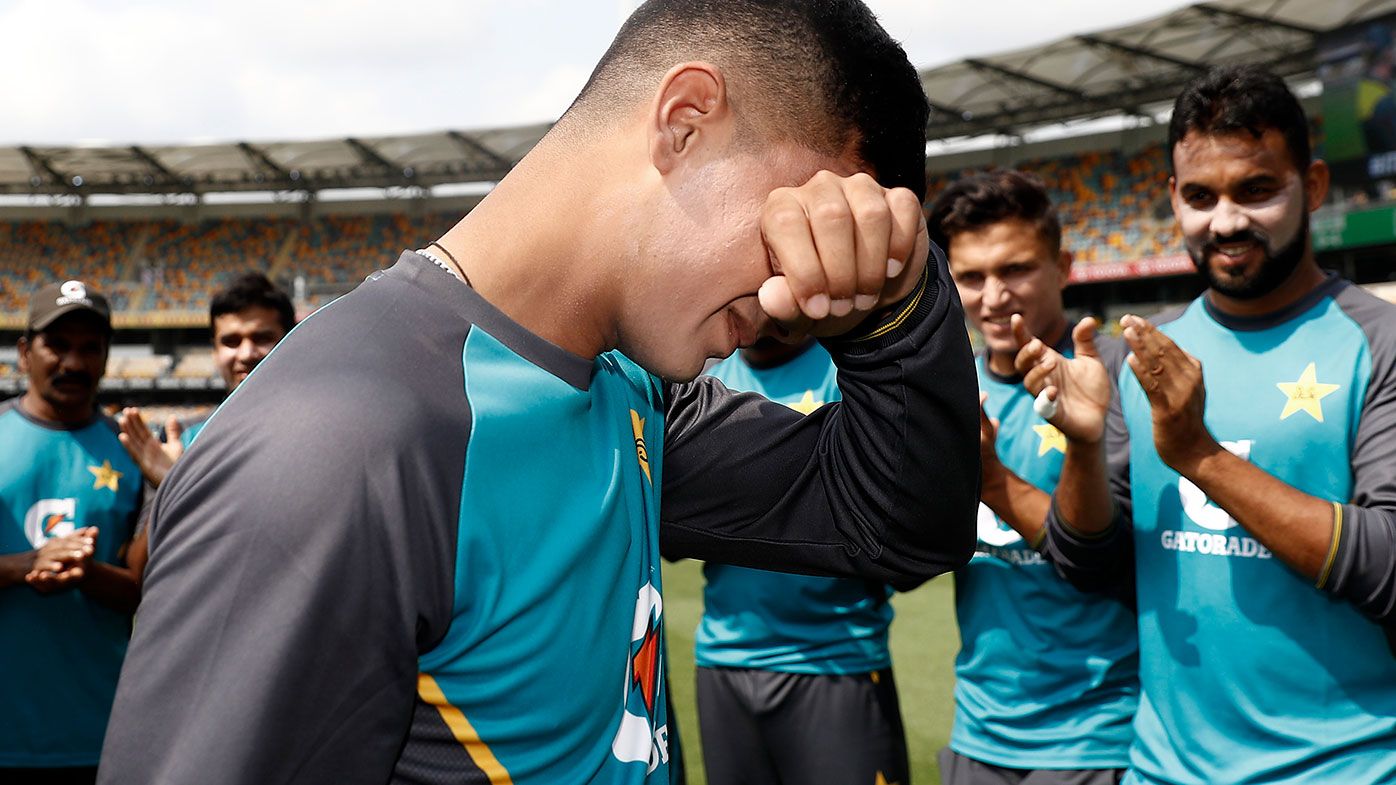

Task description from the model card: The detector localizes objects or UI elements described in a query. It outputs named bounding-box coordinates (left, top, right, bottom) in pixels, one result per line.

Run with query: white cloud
left=0, top=0, right=1193, bottom=145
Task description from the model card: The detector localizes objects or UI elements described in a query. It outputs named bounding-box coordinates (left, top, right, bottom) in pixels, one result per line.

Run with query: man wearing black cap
left=0, top=280, right=147, bottom=785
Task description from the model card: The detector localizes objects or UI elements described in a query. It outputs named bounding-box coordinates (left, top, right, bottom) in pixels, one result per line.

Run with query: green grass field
left=662, top=559, right=960, bottom=785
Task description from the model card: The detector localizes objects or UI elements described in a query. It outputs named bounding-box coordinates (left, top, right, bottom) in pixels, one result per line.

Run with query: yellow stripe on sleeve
left=417, top=673, right=514, bottom=785
left=1316, top=501, right=1344, bottom=590
left=854, top=271, right=929, bottom=342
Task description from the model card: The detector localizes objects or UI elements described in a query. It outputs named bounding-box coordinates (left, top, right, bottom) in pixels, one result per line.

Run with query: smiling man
left=933, top=171, right=1137, bottom=785
left=97, top=3, right=980, bottom=784
left=0, top=281, right=147, bottom=785
left=1016, top=66, right=1396, bottom=783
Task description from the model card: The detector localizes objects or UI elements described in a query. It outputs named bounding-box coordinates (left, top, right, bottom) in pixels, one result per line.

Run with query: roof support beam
left=1346, top=0, right=1394, bottom=25
left=1192, top=3, right=1319, bottom=36
left=237, top=142, right=291, bottom=181
left=446, top=130, right=510, bottom=171
left=19, top=146, right=67, bottom=186
left=925, top=98, right=973, bottom=121
left=345, top=137, right=398, bottom=171
left=965, top=58, right=1090, bottom=102
left=128, top=146, right=178, bottom=182
left=1076, top=34, right=1208, bottom=73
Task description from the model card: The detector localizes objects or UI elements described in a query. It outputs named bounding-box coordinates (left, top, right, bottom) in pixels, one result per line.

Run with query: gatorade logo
left=1163, top=439, right=1273, bottom=560
left=611, top=582, right=669, bottom=773
left=1179, top=440, right=1251, bottom=531
left=23, top=498, right=77, bottom=548
left=976, top=502, right=1022, bottom=547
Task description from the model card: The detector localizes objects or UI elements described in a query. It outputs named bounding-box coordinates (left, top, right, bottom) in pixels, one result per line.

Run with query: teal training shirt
left=1108, top=280, right=1396, bottom=785
left=0, top=400, right=142, bottom=767
left=696, top=344, right=894, bottom=675
left=951, top=345, right=1138, bottom=769
left=98, top=250, right=983, bottom=785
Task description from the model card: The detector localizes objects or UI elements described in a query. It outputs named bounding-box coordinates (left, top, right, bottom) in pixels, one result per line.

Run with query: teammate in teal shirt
left=0, top=281, right=146, bottom=783
left=696, top=338, right=907, bottom=785
left=931, top=170, right=1137, bottom=785
left=1022, top=67, right=1396, bottom=784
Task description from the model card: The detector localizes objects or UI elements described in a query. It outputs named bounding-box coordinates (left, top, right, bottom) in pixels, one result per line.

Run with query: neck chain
left=417, top=241, right=472, bottom=288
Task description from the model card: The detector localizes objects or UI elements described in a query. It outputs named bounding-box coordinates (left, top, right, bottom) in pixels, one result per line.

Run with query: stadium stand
left=0, top=211, right=468, bottom=320
left=926, top=143, right=1183, bottom=266
left=0, top=144, right=1191, bottom=325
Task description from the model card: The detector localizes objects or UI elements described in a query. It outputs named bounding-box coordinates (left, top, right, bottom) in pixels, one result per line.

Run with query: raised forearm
left=1054, top=439, right=1115, bottom=535
left=980, top=468, right=1049, bottom=545
left=1177, top=447, right=1333, bottom=580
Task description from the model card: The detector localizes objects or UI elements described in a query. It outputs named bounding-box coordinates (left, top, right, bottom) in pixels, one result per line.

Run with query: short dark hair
left=926, top=170, right=1062, bottom=257
left=209, top=273, right=295, bottom=334
left=566, top=0, right=930, bottom=200
left=1167, top=65, right=1311, bottom=174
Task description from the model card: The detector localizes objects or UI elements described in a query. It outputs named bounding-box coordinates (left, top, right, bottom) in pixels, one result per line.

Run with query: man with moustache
left=0, top=281, right=147, bottom=785
left=1015, top=65, right=1396, bottom=783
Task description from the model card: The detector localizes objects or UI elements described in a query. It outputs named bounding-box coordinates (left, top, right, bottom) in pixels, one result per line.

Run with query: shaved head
left=562, top=0, right=930, bottom=199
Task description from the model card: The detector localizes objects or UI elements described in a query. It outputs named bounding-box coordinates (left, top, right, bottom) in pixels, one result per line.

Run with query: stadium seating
left=925, top=143, right=1184, bottom=265
left=170, top=352, right=217, bottom=381
left=0, top=143, right=1196, bottom=326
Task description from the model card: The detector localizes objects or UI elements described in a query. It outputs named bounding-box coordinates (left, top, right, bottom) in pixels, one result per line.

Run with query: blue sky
left=0, top=0, right=1190, bottom=145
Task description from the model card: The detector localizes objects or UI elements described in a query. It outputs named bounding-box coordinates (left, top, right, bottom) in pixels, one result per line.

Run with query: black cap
left=27, top=280, right=112, bottom=333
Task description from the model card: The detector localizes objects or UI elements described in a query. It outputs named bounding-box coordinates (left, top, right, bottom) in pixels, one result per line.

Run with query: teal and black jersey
left=696, top=343, right=894, bottom=675
left=0, top=401, right=143, bottom=767
left=1045, top=274, right=1396, bottom=784
left=99, top=249, right=980, bottom=785
left=953, top=341, right=1138, bottom=770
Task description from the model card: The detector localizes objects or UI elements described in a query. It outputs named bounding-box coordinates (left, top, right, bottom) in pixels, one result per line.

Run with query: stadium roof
left=0, top=124, right=550, bottom=198
left=3, top=0, right=1395, bottom=198
left=921, top=0, right=1396, bottom=138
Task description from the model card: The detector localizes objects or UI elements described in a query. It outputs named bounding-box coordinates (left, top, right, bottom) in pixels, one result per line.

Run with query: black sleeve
left=658, top=244, right=980, bottom=591
left=1321, top=287, right=1396, bottom=625
left=98, top=273, right=462, bottom=785
left=1038, top=335, right=1137, bottom=598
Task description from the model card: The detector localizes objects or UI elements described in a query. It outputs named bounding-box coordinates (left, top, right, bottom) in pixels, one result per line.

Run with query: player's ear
left=649, top=61, right=727, bottom=175
left=1303, top=159, right=1330, bottom=212
left=16, top=335, right=30, bottom=373
left=1167, top=175, right=1182, bottom=220
left=1057, top=249, right=1073, bottom=290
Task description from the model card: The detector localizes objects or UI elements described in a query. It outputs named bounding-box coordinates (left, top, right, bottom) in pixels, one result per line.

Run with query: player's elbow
left=876, top=479, right=979, bottom=590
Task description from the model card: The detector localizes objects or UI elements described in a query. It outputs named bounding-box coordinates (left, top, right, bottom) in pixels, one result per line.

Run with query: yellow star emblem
left=1276, top=362, right=1341, bottom=423
left=1032, top=423, right=1066, bottom=456
left=629, top=409, right=651, bottom=484
left=88, top=459, right=122, bottom=492
left=785, top=390, right=824, bottom=416
left=874, top=772, right=900, bottom=785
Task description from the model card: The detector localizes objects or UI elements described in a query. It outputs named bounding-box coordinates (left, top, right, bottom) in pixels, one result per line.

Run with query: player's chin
left=983, top=334, right=1020, bottom=359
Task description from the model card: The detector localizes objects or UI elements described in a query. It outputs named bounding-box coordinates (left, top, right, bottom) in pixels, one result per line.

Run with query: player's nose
left=1210, top=199, right=1250, bottom=237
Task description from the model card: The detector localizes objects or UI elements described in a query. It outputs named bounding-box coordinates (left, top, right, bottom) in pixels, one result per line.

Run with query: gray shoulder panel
left=100, top=251, right=480, bottom=785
